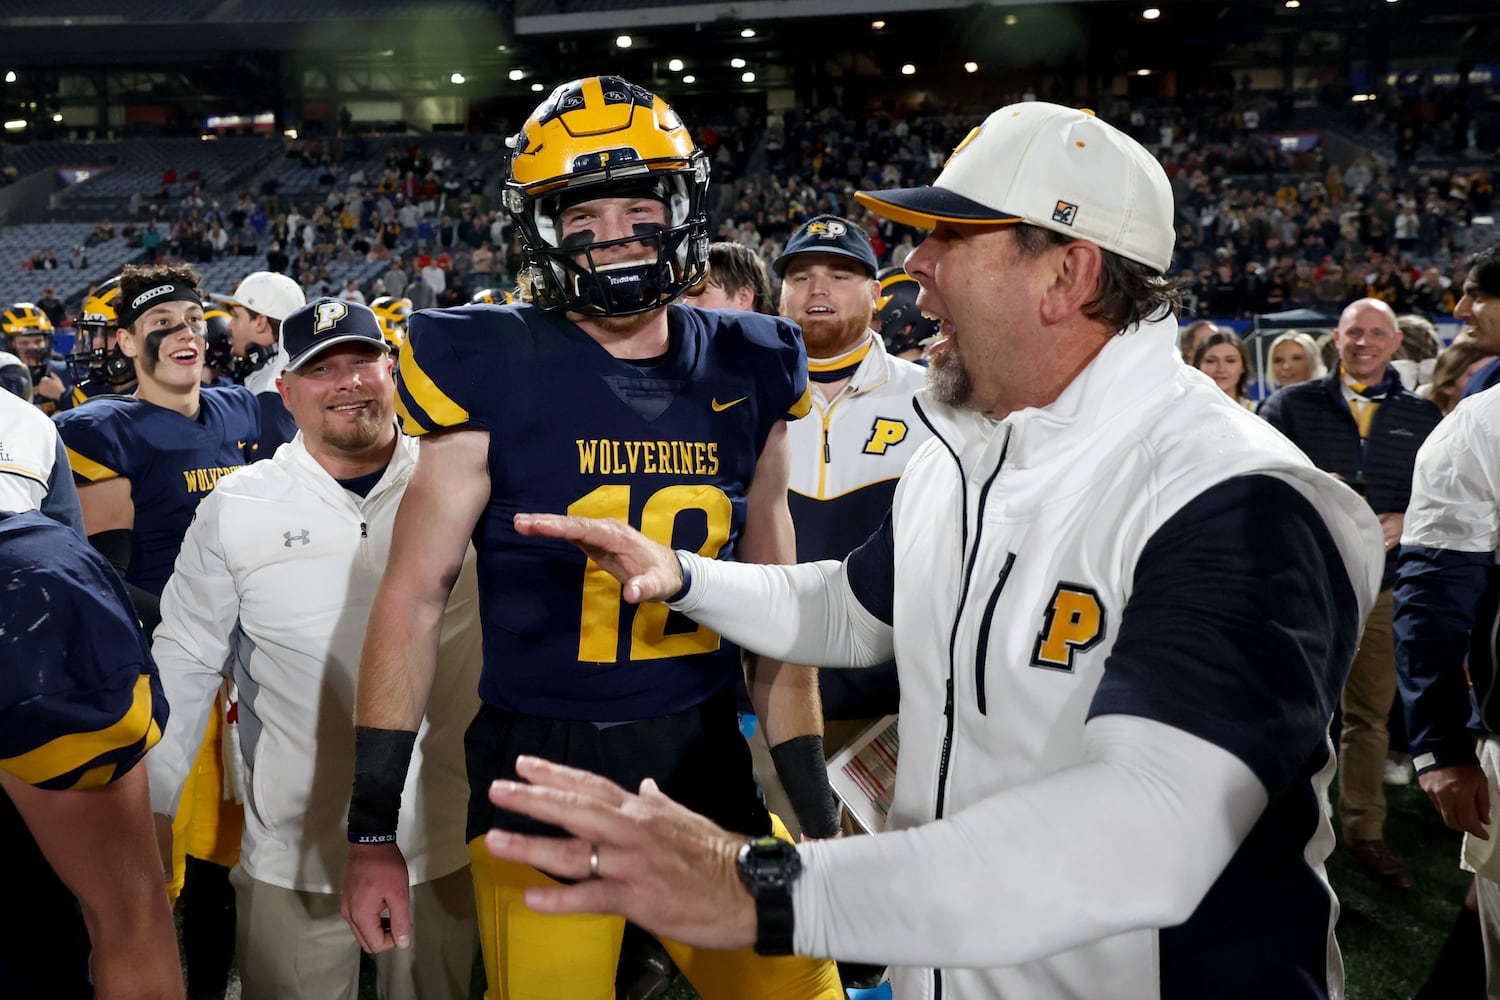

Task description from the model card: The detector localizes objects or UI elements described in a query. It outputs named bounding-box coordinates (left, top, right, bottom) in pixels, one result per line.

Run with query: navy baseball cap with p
left=854, top=102, right=1176, bottom=274
left=772, top=215, right=879, bottom=278
left=281, top=298, right=390, bottom=373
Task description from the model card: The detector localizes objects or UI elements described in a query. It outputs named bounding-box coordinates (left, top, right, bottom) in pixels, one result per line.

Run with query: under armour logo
left=283, top=529, right=310, bottom=547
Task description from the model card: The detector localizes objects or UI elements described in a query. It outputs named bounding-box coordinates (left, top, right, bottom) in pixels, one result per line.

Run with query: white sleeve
left=146, top=490, right=241, bottom=817
left=791, top=714, right=1269, bottom=967
left=1401, top=401, right=1500, bottom=553
left=670, top=551, right=894, bottom=668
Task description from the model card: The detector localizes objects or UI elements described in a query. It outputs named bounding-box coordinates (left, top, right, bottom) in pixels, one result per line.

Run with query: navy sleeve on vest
left=844, top=508, right=896, bottom=626
left=1395, top=545, right=1490, bottom=770
left=1463, top=358, right=1500, bottom=400
left=1088, top=474, right=1359, bottom=796
left=43, top=437, right=84, bottom=535
left=255, top=390, right=297, bottom=456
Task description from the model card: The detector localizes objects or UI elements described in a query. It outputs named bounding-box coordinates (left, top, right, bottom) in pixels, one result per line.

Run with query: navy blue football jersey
left=396, top=302, right=810, bottom=721
left=53, top=385, right=260, bottom=595
left=0, top=509, right=167, bottom=786
left=0, top=509, right=167, bottom=996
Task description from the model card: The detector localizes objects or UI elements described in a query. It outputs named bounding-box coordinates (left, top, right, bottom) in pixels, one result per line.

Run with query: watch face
left=737, top=836, right=802, bottom=894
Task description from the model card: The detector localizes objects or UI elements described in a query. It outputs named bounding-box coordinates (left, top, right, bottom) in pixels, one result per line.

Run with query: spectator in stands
left=1425, top=341, right=1498, bottom=416
left=1260, top=297, right=1442, bottom=890
left=1413, top=266, right=1457, bottom=318
left=36, top=285, right=65, bottom=329
left=1177, top=319, right=1219, bottom=363
left=420, top=256, right=446, bottom=297
left=1193, top=329, right=1254, bottom=408
left=339, top=279, right=366, bottom=305
left=470, top=241, right=495, bottom=278
left=1262, top=330, right=1325, bottom=392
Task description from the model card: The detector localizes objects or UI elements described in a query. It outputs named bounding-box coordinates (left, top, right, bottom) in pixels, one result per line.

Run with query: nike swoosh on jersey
left=711, top=396, right=748, bottom=412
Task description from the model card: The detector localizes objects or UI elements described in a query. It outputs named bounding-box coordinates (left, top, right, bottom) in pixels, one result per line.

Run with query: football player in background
left=3, top=301, right=73, bottom=412
left=53, top=262, right=260, bottom=1000
left=873, top=266, right=941, bottom=364
left=370, top=294, right=414, bottom=352
left=0, top=509, right=182, bottom=1000
left=341, top=75, right=843, bottom=1000
left=69, top=277, right=140, bottom=404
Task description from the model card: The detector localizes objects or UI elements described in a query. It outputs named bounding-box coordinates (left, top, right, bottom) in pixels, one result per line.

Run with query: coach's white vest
left=885, top=316, right=1382, bottom=999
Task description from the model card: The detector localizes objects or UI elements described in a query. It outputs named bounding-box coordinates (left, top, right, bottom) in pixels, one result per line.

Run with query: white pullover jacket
left=149, top=432, right=481, bottom=893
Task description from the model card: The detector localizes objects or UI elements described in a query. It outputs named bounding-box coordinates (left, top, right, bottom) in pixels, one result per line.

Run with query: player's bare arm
left=0, top=765, right=184, bottom=1000
left=344, top=425, right=489, bottom=954
left=356, top=426, right=491, bottom=732
left=76, top=476, right=134, bottom=534
left=737, top=421, right=823, bottom=748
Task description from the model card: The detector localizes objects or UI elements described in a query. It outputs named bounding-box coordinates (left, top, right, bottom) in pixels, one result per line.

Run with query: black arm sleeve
left=88, top=528, right=161, bottom=635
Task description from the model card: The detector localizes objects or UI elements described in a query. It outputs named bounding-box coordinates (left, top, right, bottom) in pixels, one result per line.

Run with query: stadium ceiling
left=0, top=0, right=1494, bottom=106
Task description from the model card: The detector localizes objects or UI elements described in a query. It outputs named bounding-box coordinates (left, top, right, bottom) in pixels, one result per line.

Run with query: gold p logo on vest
left=1031, top=583, right=1105, bottom=672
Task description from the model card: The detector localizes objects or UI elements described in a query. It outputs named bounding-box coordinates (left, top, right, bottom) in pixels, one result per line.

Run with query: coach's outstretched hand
left=485, top=756, right=759, bottom=951
left=514, top=513, right=684, bottom=604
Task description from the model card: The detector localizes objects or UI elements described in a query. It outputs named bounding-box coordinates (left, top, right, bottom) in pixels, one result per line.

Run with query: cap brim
left=285, top=336, right=391, bottom=372
left=771, top=247, right=877, bottom=278
left=854, top=187, right=1023, bottom=230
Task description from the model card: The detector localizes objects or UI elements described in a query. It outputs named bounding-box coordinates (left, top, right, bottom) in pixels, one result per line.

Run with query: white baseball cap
left=215, top=271, right=306, bottom=323
left=855, top=102, right=1176, bottom=274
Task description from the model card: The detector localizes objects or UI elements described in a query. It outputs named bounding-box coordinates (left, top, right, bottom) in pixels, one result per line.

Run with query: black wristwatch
left=736, top=836, right=802, bottom=956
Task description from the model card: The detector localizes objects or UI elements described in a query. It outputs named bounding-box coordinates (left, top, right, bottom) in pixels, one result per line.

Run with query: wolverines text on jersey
left=396, top=302, right=809, bottom=721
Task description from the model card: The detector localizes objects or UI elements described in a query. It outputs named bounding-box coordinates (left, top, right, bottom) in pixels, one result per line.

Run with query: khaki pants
left=231, top=865, right=477, bottom=1000
left=1339, top=588, right=1396, bottom=842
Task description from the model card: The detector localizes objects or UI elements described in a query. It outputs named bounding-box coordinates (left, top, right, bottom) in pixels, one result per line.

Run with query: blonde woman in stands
left=1267, top=330, right=1327, bottom=390
left=1194, top=329, right=1255, bottom=409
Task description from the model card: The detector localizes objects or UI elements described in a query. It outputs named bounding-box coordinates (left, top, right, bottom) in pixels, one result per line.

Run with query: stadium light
left=1142, top=7, right=1161, bottom=20
left=871, top=20, right=886, bottom=29
left=682, top=75, right=696, bottom=84
left=731, top=57, right=746, bottom=69
left=1004, top=14, right=1018, bottom=26
left=668, top=58, right=684, bottom=72
left=532, top=83, right=544, bottom=91
left=509, top=69, right=524, bottom=81
left=964, top=62, right=979, bottom=73
left=4, top=119, right=27, bottom=131
left=451, top=73, right=465, bottom=84
left=616, top=35, right=633, bottom=49
left=4, top=72, right=14, bottom=84
left=1284, top=0, right=1299, bottom=7
left=740, top=28, right=756, bottom=37
left=1136, top=68, right=1152, bottom=76
left=901, top=64, right=917, bottom=76
left=741, top=71, right=756, bottom=83
left=51, top=113, right=62, bottom=122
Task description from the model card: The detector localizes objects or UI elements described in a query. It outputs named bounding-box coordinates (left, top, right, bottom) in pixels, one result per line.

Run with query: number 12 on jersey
left=568, top=483, right=732, bottom=663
